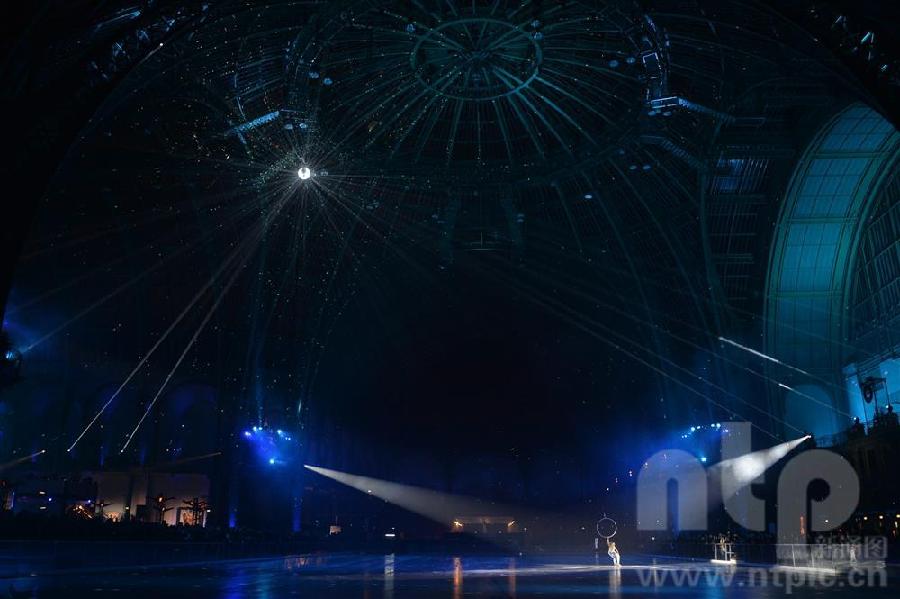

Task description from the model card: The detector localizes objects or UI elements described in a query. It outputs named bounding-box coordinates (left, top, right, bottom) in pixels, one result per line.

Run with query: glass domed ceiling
left=287, top=0, right=656, bottom=171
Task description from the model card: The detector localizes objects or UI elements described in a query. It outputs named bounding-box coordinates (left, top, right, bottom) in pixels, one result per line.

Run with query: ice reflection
left=453, top=557, right=463, bottom=599
left=384, top=554, right=395, bottom=599
left=609, top=568, right=621, bottom=599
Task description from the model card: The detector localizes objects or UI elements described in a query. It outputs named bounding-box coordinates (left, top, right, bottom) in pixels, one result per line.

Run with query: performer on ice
left=607, top=538, right=621, bottom=567
left=596, top=515, right=620, bottom=567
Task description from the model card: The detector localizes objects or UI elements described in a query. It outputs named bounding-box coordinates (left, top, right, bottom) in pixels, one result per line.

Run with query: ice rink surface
left=4, top=553, right=897, bottom=598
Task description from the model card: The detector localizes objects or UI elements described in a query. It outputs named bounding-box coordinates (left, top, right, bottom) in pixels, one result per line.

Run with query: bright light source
left=715, top=435, right=810, bottom=500
left=269, top=458, right=276, bottom=465
left=297, top=167, right=312, bottom=180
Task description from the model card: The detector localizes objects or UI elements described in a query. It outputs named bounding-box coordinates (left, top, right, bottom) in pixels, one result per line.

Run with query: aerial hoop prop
left=596, top=515, right=617, bottom=539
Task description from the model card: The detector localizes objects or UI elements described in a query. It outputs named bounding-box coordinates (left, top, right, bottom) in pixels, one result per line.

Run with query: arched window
left=765, top=104, right=899, bottom=437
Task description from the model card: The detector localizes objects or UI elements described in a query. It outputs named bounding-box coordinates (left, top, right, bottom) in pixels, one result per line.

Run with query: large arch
left=765, top=103, right=900, bottom=437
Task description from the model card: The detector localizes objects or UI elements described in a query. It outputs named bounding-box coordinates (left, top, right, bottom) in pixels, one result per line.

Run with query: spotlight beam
left=718, top=337, right=813, bottom=378
left=712, top=435, right=810, bottom=501
left=66, top=238, right=248, bottom=453
left=0, top=449, right=46, bottom=472
left=119, top=266, right=238, bottom=453
left=305, top=465, right=521, bottom=525
left=119, top=191, right=294, bottom=453
left=68, top=191, right=288, bottom=453
left=485, top=253, right=851, bottom=418
left=478, top=260, right=790, bottom=440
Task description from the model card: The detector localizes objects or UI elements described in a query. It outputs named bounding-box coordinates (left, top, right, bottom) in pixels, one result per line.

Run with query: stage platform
left=4, top=552, right=896, bottom=597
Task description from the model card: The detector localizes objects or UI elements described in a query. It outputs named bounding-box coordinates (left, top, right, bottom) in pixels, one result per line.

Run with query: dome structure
left=283, top=0, right=658, bottom=175
left=0, top=0, right=898, bottom=498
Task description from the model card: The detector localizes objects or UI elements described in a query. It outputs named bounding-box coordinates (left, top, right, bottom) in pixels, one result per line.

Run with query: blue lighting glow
left=4, top=351, right=14, bottom=361
left=683, top=422, right=725, bottom=438
left=241, top=425, right=297, bottom=466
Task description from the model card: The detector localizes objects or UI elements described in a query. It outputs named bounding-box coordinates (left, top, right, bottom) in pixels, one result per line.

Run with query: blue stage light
left=4, top=351, right=15, bottom=361
left=243, top=431, right=252, bottom=438
left=700, top=457, right=708, bottom=463
left=269, top=457, right=276, bottom=465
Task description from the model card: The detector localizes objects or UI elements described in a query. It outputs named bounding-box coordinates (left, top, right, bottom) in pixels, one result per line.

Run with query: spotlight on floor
left=297, top=166, right=312, bottom=180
